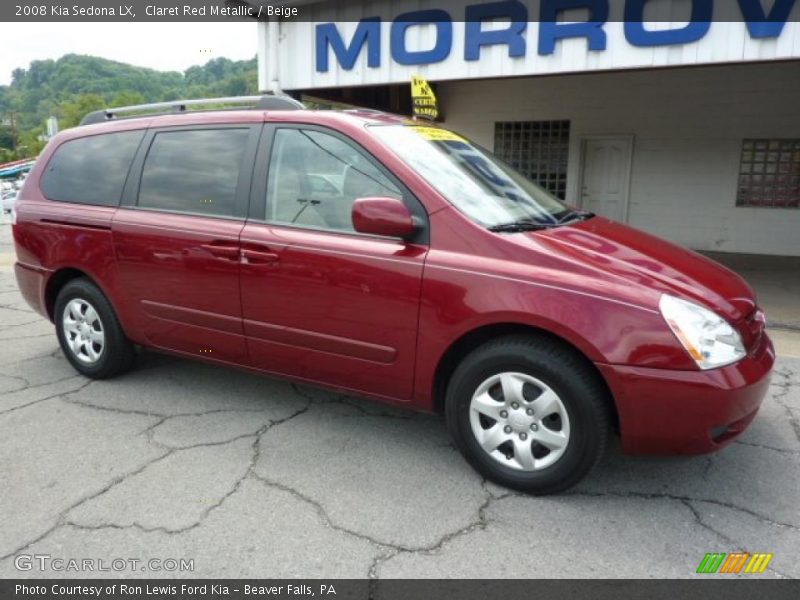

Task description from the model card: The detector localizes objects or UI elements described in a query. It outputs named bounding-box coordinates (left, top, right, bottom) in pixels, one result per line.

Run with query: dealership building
left=257, top=1, right=800, bottom=256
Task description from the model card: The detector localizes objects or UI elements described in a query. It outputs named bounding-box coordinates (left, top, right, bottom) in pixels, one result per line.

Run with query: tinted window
left=267, top=128, right=401, bottom=232
left=138, top=128, right=250, bottom=217
left=41, top=130, right=144, bottom=206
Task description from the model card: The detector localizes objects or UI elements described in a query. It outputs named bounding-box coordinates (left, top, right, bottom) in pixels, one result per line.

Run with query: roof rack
left=79, top=94, right=305, bottom=126
left=343, top=108, right=389, bottom=116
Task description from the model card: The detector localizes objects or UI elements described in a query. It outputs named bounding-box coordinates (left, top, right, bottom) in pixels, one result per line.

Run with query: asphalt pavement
left=0, top=221, right=797, bottom=580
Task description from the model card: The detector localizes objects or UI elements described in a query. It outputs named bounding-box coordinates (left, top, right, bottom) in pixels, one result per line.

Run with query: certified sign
left=411, top=75, right=438, bottom=121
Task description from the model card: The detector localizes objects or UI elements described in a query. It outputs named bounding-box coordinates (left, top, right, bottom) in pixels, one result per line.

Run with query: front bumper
left=597, top=332, right=775, bottom=454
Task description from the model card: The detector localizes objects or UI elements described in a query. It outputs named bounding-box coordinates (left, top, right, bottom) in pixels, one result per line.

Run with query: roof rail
left=79, top=94, right=305, bottom=126
left=343, top=108, right=389, bottom=116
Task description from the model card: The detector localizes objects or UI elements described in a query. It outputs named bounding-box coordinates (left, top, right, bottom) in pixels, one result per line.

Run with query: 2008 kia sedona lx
left=12, top=96, right=774, bottom=493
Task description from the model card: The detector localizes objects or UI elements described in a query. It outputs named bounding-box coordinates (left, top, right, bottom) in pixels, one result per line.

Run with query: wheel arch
left=44, top=266, right=122, bottom=324
left=431, top=322, right=619, bottom=433
left=44, top=267, right=90, bottom=321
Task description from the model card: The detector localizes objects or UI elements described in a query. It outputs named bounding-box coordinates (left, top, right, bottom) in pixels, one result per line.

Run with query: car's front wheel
left=54, top=278, right=136, bottom=379
left=445, top=334, right=612, bottom=494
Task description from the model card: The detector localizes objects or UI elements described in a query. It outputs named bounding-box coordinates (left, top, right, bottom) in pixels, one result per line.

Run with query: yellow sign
left=410, top=126, right=466, bottom=144
left=411, top=75, right=438, bottom=121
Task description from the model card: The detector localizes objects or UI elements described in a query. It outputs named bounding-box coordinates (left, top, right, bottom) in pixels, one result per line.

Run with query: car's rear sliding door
left=112, top=123, right=261, bottom=365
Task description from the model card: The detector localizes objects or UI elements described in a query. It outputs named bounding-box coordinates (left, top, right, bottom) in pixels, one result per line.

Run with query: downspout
left=257, top=19, right=281, bottom=94
left=268, top=19, right=281, bottom=94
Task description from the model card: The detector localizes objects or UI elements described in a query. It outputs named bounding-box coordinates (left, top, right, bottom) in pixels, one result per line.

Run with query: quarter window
left=41, top=130, right=144, bottom=206
left=266, top=128, right=401, bottom=232
left=138, top=128, right=250, bottom=217
left=737, top=139, right=800, bottom=209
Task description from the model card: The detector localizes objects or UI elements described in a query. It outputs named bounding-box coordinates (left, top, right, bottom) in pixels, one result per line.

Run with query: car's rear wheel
left=54, top=278, right=135, bottom=379
left=445, top=334, right=611, bottom=494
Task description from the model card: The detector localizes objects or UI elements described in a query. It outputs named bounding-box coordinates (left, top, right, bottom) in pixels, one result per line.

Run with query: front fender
left=412, top=260, right=695, bottom=407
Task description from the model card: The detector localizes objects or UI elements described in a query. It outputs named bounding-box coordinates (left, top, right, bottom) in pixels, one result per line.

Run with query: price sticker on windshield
left=410, top=127, right=467, bottom=144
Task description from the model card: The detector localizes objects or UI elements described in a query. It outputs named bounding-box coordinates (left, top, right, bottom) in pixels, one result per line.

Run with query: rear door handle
left=241, top=248, right=279, bottom=264
left=200, top=242, right=241, bottom=260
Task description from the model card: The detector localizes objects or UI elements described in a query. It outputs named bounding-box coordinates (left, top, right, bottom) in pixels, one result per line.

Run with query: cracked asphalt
left=0, top=221, right=798, bottom=580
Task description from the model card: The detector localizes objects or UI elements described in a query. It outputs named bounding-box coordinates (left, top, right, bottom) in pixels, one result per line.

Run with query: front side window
left=138, top=128, right=250, bottom=217
left=266, top=128, right=401, bottom=232
left=41, top=130, right=144, bottom=206
left=371, top=125, right=573, bottom=229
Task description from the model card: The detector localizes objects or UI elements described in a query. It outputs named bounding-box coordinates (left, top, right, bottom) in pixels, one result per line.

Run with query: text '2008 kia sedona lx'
left=11, top=95, right=774, bottom=494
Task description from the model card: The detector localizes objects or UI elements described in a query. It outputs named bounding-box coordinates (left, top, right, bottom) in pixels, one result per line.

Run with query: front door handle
left=201, top=242, right=241, bottom=260
left=241, top=248, right=279, bottom=264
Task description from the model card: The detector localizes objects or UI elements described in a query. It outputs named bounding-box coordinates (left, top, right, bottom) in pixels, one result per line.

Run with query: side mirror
left=352, top=197, right=416, bottom=239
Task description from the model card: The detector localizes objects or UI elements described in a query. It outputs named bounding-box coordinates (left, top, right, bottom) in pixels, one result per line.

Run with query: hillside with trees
left=0, top=54, right=258, bottom=161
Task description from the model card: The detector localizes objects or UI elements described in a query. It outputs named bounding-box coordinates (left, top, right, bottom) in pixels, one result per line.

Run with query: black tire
left=54, top=277, right=136, bottom=379
left=445, top=334, right=611, bottom=495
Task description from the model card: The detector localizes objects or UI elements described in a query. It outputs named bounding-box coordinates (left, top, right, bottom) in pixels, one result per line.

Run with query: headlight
left=659, top=294, right=745, bottom=370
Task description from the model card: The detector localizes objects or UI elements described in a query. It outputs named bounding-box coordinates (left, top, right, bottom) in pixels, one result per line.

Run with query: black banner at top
left=1, top=579, right=800, bottom=600
left=4, top=0, right=800, bottom=22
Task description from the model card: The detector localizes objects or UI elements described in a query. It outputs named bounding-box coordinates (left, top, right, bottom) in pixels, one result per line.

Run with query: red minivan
left=12, top=96, right=774, bottom=494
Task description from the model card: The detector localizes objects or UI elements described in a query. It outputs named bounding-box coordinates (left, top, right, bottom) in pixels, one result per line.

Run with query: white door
left=580, top=137, right=633, bottom=222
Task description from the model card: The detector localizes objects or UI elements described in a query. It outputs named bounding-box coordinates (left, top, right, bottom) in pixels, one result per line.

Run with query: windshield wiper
left=556, top=210, right=595, bottom=225
left=488, top=220, right=553, bottom=233
left=488, top=211, right=595, bottom=233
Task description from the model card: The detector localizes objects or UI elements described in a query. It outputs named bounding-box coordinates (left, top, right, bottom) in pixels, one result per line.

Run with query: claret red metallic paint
left=12, top=108, right=774, bottom=485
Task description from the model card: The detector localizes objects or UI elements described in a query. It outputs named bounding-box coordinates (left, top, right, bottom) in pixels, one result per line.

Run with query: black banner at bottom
left=2, top=579, right=799, bottom=600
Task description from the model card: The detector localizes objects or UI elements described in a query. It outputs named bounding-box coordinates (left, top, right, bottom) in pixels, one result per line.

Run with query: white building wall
left=437, top=61, right=800, bottom=256
left=263, top=11, right=800, bottom=90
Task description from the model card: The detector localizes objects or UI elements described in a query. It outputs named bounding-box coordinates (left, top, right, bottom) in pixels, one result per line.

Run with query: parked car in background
left=1, top=172, right=30, bottom=214
left=1, top=180, right=19, bottom=214
left=11, top=96, right=774, bottom=494
left=1, top=189, right=18, bottom=214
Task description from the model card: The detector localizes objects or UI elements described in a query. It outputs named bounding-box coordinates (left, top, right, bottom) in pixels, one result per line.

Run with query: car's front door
left=113, top=124, right=261, bottom=364
left=240, top=125, right=428, bottom=400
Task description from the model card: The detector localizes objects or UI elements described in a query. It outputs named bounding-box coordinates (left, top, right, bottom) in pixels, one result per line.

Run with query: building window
left=737, top=139, right=800, bottom=209
left=494, top=120, right=570, bottom=199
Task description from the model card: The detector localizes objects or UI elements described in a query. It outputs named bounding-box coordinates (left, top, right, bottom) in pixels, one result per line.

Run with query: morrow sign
left=315, top=0, right=796, bottom=71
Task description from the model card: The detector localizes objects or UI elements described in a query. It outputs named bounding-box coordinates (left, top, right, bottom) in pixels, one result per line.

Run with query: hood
left=522, top=217, right=757, bottom=322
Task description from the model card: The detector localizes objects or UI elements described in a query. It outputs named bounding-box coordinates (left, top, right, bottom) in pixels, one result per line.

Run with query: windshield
left=370, top=124, right=573, bottom=229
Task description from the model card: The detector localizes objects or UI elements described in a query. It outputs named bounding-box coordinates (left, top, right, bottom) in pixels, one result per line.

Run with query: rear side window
left=137, top=128, right=250, bottom=217
left=40, top=130, right=144, bottom=206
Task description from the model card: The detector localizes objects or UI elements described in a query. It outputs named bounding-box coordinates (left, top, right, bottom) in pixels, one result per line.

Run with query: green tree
left=110, top=91, right=146, bottom=107
left=0, top=126, right=15, bottom=150
left=59, top=94, right=106, bottom=129
left=3, top=53, right=258, bottom=158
